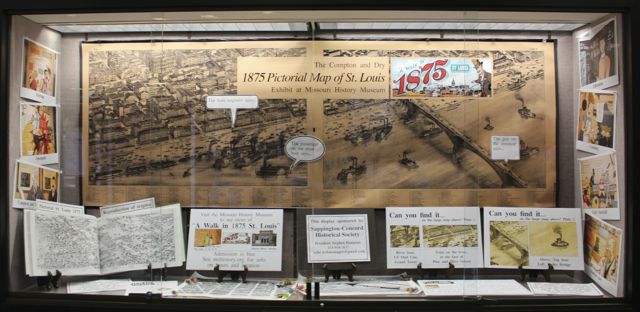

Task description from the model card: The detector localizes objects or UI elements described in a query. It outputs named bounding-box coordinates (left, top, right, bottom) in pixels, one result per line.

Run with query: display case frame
left=1, top=1, right=638, bottom=311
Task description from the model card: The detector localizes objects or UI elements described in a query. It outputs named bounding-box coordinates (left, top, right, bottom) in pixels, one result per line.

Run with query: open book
left=24, top=200, right=184, bottom=276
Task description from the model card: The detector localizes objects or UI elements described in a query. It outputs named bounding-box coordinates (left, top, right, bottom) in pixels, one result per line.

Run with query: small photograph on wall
left=578, top=18, right=618, bottom=90
left=579, top=152, right=620, bottom=220
left=576, top=90, right=616, bottom=154
left=584, top=211, right=622, bottom=296
left=13, top=160, right=61, bottom=209
left=20, top=37, right=58, bottom=105
left=20, top=101, right=59, bottom=165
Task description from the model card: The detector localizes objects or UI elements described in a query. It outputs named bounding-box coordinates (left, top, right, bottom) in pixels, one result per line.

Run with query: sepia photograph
left=221, top=232, right=251, bottom=245
left=423, top=225, right=478, bottom=248
left=576, top=90, right=616, bottom=153
left=579, top=18, right=618, bottom=89
left=529, top=222, right=579, bottom=257
left=579, top=152, right=619, bottom=218
left=389, top=225, right=420, bottom=248
left=251, top=230, right=277, bottom=246
left=13, top=160, right=60, bottom=209
left=488, top=221, right=529, bottom=267
left=21, top=37, right=58, bottom=104
left=20, top=102, right=58, bottom=163
left=584, top=213, right=621, bottom=285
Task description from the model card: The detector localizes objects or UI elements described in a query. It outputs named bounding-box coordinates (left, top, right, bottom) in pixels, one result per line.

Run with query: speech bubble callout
left=285, top=135, right=326, bottom=172
left=206, top=95, right=259, bottom=128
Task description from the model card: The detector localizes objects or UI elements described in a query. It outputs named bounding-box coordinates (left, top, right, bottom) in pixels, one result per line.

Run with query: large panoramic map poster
left=82, top=41, right=556, bottom=208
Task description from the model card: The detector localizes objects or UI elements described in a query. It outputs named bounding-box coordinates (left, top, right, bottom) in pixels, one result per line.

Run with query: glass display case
left=1, top=2, right=637, bottom=311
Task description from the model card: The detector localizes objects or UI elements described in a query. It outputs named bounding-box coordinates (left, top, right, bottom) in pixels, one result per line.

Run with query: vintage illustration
left=389, top=225, right=420, bottom=248
left=13, top=160, right=60, bottom=209
left=579, top=152, right=619, bottom=219
left=488, top=221, right=530, bottom=267
left=579, top=18, right=618, bottom=89
left=324, top=51, right=549, bottom=191
left=577, top=90, right=616, bottom=153
left=21, top=38, right=58, bottom=104
left=83, top=41, right=556, bottom=208
left=423, top=225, right=478, bottom=248
left=25, top=210, right=101, bottom=276
left=584, top=212, right=622, bottom=295
left=194, top=228, right=222, bottom=247
left=97, top=204, right=184, bottom=274
left=529, top=222, right=579, bottom=257
left=20, top=102, right=58, bottom=164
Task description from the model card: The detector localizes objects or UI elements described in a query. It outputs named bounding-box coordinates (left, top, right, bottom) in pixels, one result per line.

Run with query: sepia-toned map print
left=489, top=221, right=530, bottom=266
left=529, top=222, right=579, bottom=257
left=389, top=225, right=420, bottom=248
left=423, top=225, right=478, bottom=248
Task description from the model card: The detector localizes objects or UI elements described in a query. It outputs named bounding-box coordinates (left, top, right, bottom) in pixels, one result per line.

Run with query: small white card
left=67, top=279, right=131, bottom=294
left=100, top=198, right=156, bottom=216
left=125, top=281, right=178, bottom=296
left=386, top=207, right=483, bottom=269
left=491, top=136, right=520, bottom=161
left=186, top=209, right=283, bottom=271
left=36, top=200, right=84, bottom=215
left=527, top=282, right=603, bottom=296
left=418, top=279, right=532, bottom=297
left=306, top=214, right=370, bottom=263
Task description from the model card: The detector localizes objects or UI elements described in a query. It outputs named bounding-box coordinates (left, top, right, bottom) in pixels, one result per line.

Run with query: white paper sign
left=491, top=136, right=520, bottom=161
left=306, top=214, right=370, bottom=263
left=483, top=207, right=584, bottom=270
left=386, top=207, right=483, bottom=269
left=100, top=197, right=156, bottom=216
left=418, top=279, right=532, bottom=297
left=206, top=95, right=258, bottom=128
left=67, top=279, right=131, bottom=294
left=187, top=209, right=283, bottom=271
left=125, top=281, right=178, bottom=296
left=36, top=200, right=84, bottom=215
left=527, top=282, right=603, bottom=296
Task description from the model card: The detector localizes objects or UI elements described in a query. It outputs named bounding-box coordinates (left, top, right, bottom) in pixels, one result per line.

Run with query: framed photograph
left=12, top=159, right=61, bottom=209
left=584, top=211, right=623, bottom=296
left=578, top=18, right=618, bottom=90
left=576, top=90, right=616, bottom=154
left=20, top=101, right=59, bottom=164
left=578, top=152, right=619, bottom=220
left=20, top=37, right=59, bottom=105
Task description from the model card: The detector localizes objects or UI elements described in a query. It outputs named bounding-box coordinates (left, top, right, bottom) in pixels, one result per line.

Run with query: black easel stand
left=214, top=264, right=248, bottom=283
left=145, top=263, right=168, bottom=281
left=518, top=263, right=554, bottom=282
left=416, top=262, right=456, bottom=280
left=322, top=263, right=357, bottom=282
left=36, top=270, right=62, bottom=289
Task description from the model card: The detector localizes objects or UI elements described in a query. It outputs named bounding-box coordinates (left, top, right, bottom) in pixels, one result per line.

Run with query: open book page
left=24, top=208, right=100, bottom=276
left=97, top=204, right=185, bottom=275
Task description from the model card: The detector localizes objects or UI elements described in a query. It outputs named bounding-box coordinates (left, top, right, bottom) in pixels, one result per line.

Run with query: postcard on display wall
left=584, top=211, right=623, bottom=296
left=306, top=214, right=370, bottom=263
left=386, top=207, right=483, bottom=269
left=24, top=203, right=184, bottom=276
left=21, top=37, right=58, bottom=105
left=578, top=152, right=620, bottom=220
left=100, top=197, right=156, bottom=216
left=19, top=101, right=59, bottom=165
left=576, top=90, right=616, bottom=154
left=12, top=159, right=60, bottom=209
left=483, top=207, right=584, bottom=270
left=187, top=209, right=283, bottom=271
left=578, top=17, right=619, bottom=90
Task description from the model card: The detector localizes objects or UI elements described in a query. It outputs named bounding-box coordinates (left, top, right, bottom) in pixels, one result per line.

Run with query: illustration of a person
left=40, top=67, right=52, bottom=95
left=472, top=59, right=492, bottom=97
left=27, top=69, right=39, bottom=91
left=582, top=189, right=591, bottom=207
left=48, top=177, right=57, bottom=202
left=581, top=99, right=590, bottom=142
left=27, top=177, right=43, bottom=200
left=38, top=107, right=51, bottom=154
left=597, top=38, right=611, bottom=80
left=30, top=106, right=42, bottom=155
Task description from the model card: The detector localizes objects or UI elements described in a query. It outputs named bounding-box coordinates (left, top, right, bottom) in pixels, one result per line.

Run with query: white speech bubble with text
left=285, top=135, right=326, bottom=171
left=206, top=95, right=259, bottom=128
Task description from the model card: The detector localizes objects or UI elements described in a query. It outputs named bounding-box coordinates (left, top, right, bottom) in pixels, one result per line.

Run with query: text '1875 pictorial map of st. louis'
left=82, top=41, right=556, bottom=208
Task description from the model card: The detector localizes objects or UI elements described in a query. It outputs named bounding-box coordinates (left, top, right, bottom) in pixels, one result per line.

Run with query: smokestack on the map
left=515, top=93, right=525, bottom=106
